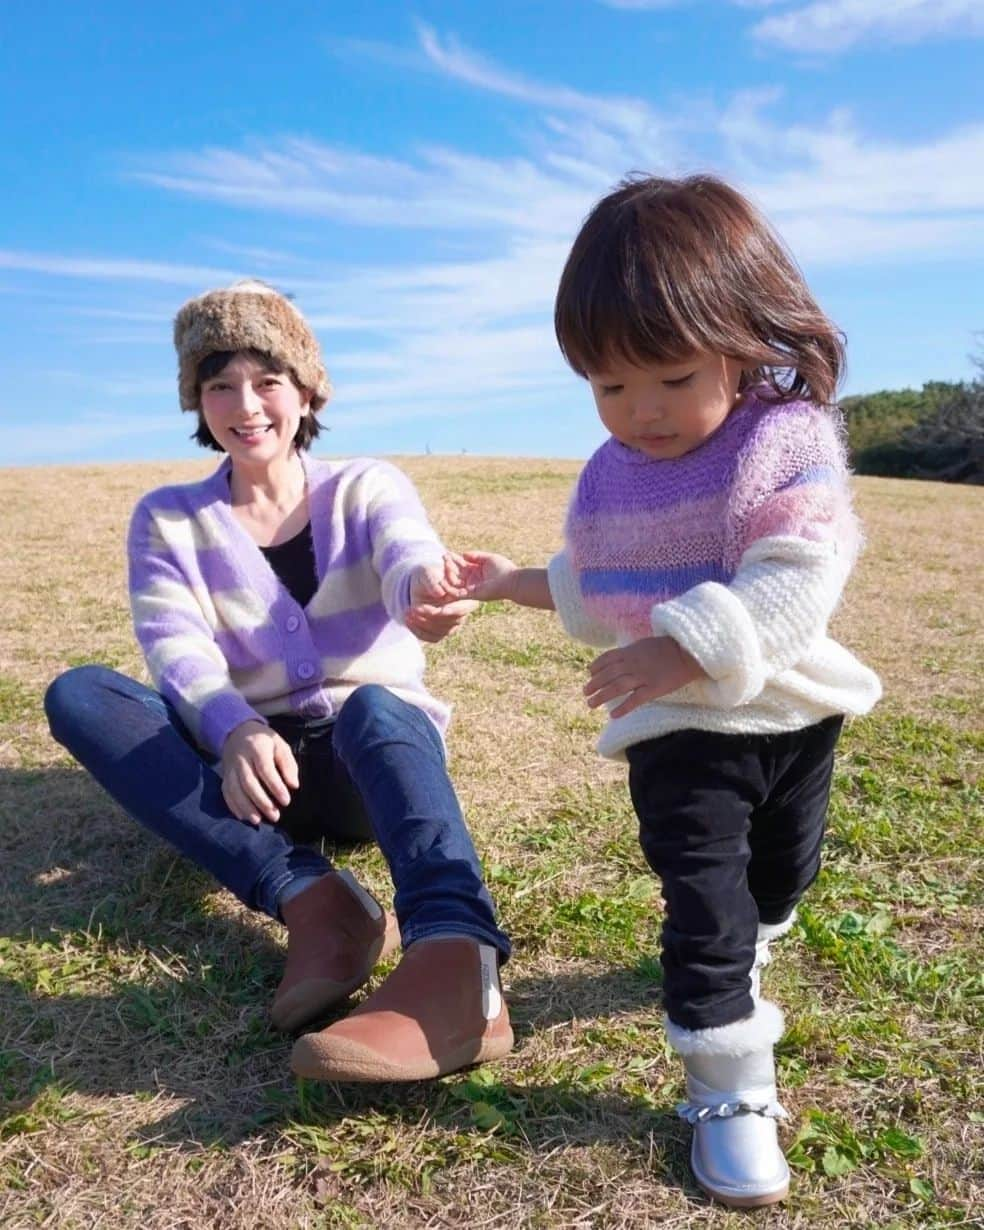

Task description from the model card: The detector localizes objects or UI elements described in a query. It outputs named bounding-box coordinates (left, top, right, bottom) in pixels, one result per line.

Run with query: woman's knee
left=335, top=685, right=437, bottom=753
left=44, top=664, right=117, bottom=739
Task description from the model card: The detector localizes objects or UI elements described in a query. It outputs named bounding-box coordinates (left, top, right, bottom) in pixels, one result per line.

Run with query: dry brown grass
left=0, top=457, right=981, bottom=1228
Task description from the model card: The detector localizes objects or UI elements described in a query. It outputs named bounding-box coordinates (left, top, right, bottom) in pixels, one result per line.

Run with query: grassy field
left=0, top=457, right=981, bottom=1228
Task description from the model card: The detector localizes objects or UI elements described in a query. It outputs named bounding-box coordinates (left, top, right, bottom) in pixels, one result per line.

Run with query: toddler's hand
left=584, top=637, right=706, bottom=718
left=452, top=551, right=519, bottom=602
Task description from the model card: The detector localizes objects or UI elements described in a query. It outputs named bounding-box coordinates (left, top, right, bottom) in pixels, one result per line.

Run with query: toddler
left=454, top=175, right=881, bottom=1207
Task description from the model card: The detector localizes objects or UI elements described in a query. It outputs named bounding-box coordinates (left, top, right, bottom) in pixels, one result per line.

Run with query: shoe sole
left=695, top=1179, right=789, bottom=1208
left=291, top=1025, right=515, bottom=1083
left=692, top=1145, right=789, bottom=1208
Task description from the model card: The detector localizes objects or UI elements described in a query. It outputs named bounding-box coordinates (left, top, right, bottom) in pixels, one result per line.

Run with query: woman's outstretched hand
left=221, top=719, right=299, bottom=826
left=405, top=559, right=478, bottom=643
left=584, top=637, right=706, bottom=718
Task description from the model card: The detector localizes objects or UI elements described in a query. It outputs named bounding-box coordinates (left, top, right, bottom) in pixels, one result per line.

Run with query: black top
left=259, top=521, right=318, bottom=608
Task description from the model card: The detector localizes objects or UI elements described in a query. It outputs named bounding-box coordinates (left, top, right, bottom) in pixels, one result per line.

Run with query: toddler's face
left=586, top=352, right=745, bottom=460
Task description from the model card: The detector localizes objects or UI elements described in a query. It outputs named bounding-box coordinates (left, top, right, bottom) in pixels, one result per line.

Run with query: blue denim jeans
left=44, top=666, right=510, bottom=960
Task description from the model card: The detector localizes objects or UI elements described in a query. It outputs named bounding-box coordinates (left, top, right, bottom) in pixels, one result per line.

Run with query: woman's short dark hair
left=191, top=348, right=323, bottom=451
left=554, top=174, right=845, bottom=407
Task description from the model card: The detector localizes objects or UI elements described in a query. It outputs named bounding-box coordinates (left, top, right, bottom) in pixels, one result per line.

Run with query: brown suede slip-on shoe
left=271, top=869, right=400, bottom=1034
left=290, top=936, right=513, bottom=1081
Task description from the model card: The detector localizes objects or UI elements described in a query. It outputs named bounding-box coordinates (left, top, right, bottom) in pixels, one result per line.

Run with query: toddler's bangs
left=555, top=252, right=705, bottom=377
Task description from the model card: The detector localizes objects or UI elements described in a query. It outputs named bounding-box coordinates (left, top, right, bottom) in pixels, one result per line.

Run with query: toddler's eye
left=600, top=384, right=624, bottom=396
left=663, top=373, right=695, bottom=388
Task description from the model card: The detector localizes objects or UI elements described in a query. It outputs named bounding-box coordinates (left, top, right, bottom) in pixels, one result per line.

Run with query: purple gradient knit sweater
left=547, top=393, right=881, bottom=759
left=128, top=453, right=448, bottom=757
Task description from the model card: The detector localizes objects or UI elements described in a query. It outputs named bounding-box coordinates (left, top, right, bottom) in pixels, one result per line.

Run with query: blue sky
left=2, top=0, right=982, bottom=466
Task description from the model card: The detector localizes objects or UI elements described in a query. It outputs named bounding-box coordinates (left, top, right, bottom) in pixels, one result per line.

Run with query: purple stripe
left=378, top=537, right=429, bottom=577
left=332, top=510, right=373, bottom=568
left=581, top=561, right=731, bottom=596
left=366, top=495, right=425, bottom=545
left=215, top=623, right=283, bottom=669
left=196, top=547, right=250, bottom=593
left=308, top=602, right=391, bottom=658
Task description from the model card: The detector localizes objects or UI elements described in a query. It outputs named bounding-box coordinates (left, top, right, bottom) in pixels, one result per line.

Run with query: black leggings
left=627, top=716, right=843, bottom=1031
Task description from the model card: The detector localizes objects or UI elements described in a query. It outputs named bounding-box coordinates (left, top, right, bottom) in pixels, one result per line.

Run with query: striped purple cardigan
left=127, top=453, right=449, bottom=757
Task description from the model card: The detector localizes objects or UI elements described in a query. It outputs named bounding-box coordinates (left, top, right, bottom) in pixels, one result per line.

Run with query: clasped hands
left=404, top=558, right=480, bottom=643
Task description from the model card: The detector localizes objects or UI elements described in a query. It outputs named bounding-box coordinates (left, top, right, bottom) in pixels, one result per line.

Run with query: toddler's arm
left=453, top=551, right=555, bottom=610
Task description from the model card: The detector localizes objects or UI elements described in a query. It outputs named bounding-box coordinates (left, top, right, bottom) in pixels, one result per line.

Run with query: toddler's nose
left=633, top=397, right=666, bottom=423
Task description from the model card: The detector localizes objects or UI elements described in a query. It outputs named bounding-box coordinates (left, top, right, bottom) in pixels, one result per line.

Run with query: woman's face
left=199, top=353, right=311, bottom=469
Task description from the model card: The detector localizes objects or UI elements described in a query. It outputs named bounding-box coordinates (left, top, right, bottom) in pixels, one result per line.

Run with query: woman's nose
left=233, top=384, right=262, bottom=414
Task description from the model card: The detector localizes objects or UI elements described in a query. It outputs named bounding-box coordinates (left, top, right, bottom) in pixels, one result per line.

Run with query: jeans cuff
left=402, top=921, right=512, bottom=965
left=253, top=850, right=333, bottom=920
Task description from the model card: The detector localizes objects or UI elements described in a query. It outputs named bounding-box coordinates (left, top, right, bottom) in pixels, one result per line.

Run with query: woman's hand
left=405, top=597, right=479, bottom=643
left=221, top=719, right=299, bottom=826
left=584, top=637, right=706, bottom=718
left=405, top=559, right=478, bottom=643
left=409, top=560, right=458, bottom=609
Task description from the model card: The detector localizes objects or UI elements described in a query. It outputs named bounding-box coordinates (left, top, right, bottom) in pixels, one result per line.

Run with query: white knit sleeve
left=547, top=550, right=618, bottom=648
left=649, top=535, right=850, bottom=707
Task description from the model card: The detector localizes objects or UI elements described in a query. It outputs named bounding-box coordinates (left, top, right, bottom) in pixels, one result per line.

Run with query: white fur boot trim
left=665, top=999, right=785, bottom=1058
left=756, top=912, right=796, bottom=945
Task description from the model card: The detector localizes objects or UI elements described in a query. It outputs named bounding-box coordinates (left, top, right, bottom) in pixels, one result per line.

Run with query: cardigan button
left=285, top=615, right=300, bottom=633
left=296, top=661, right=315, bottom=681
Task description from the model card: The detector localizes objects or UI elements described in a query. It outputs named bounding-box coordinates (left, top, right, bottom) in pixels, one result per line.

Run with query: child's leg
left=628, top=729, right=789, bottom=1207
left=747, top=716, right=844, bottom=925
left=628, top=729, right=767, bottom=1030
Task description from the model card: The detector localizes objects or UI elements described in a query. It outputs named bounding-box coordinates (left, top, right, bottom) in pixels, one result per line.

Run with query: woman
left=44, top=280, right=513, bottom=1083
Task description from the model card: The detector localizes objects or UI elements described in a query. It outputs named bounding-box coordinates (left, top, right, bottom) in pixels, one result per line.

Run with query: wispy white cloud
left=751, top=0, right=984, bottom=52
left=0, top=250, right=238, bottom=285
left=3, top=411, right=184, bottom=466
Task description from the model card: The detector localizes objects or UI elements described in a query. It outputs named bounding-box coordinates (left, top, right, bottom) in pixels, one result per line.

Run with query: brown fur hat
left=174, top=280, right=331, bottom=412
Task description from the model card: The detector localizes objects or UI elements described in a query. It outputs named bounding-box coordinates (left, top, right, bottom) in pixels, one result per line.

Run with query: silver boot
left=668, top=1000, right=790, bottom=1208
left=750, top=913, right=796, bottom=1002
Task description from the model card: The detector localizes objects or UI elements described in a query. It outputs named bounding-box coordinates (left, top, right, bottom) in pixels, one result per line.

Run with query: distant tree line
left=841, top=349, right=983, bottom=485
